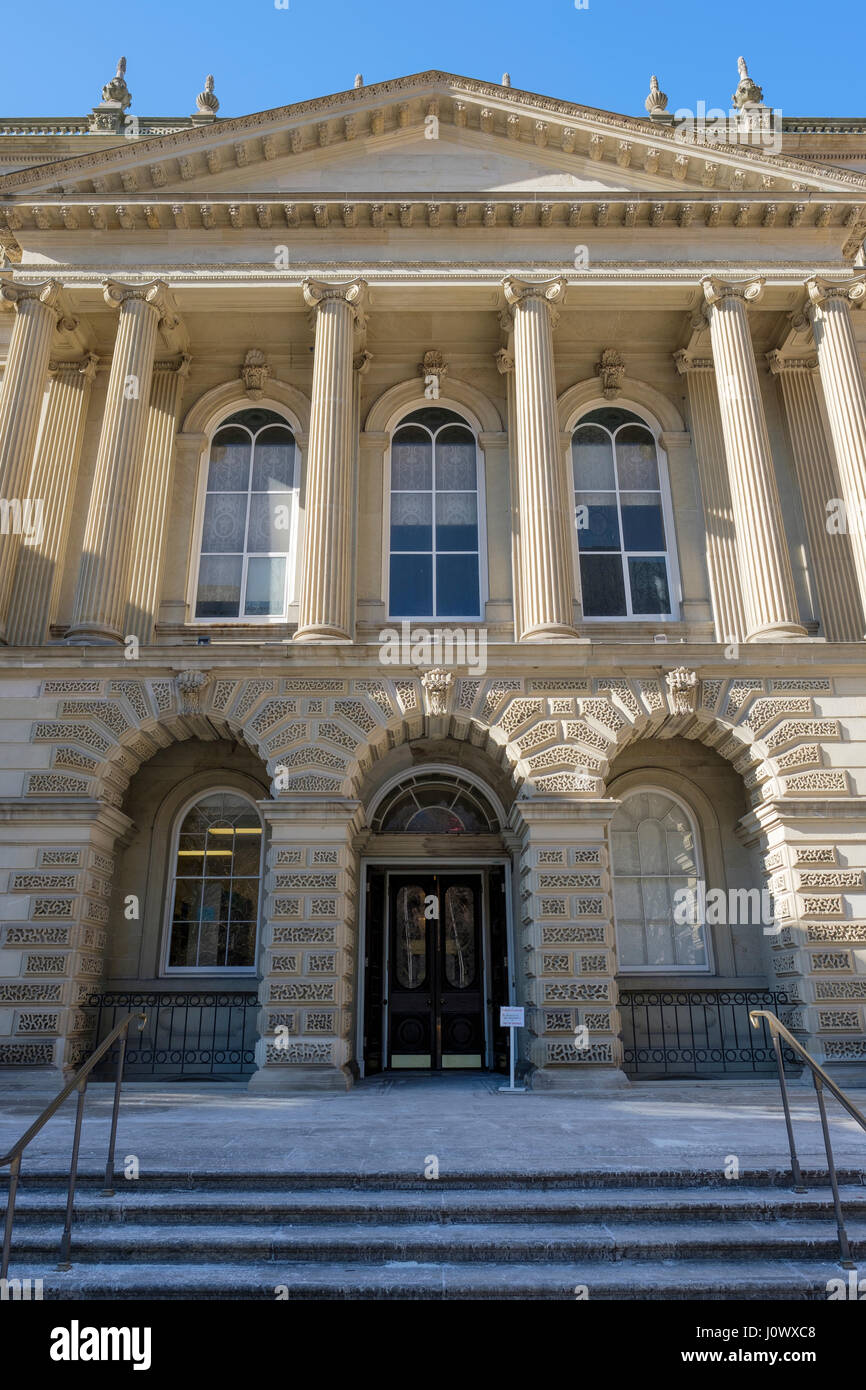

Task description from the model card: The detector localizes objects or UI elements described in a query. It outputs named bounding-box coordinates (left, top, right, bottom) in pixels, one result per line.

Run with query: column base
left=519, top=623, right=588, bottom=642
left=292, top=625, right=353, bottom=643
left=745, top=621, right=810, bottom=642
left=529, top=1065, right=632, bottom=1092
left=64, top=621, right=125, bottom=645
left=247, top=1064, right=354, bottom=1093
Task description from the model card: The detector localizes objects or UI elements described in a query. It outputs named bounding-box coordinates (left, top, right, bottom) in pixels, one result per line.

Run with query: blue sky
left=3, top=0, right=861, bottom=119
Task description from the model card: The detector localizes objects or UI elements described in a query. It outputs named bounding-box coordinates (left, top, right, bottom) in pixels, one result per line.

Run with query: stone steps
left=3, top=1172, right=863, bottom=1299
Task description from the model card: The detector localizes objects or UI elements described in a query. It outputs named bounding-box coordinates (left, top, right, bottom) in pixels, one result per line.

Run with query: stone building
left=0, top=59, right=865, bottom=1094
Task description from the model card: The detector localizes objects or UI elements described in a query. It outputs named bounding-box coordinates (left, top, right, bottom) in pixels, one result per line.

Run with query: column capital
left=0, top=278, right=71, bottom=322
left=673, top=348, right=713, bottom=374
left=765, top=349, right=818, bottom=376
left=502, top=275, right=567, bottom=310
left=302, top=277, right=368, bottom=324
left=102, top=278, right=178, bottom=324
left=152, top=351, right=192, bottom=378
left=48, top=351, right=99, bottom=380
left=805, top=273, right=866, bottom=312
left=701, top=274, right=765, bottom=307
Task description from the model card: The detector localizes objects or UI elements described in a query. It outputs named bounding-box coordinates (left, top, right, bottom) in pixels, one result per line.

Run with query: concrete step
left=5, top=1183, right=866, bottom=1226
left=7, top=1257, right=851, bottom=1300
left=7, top=1217, right=865, bottom=1265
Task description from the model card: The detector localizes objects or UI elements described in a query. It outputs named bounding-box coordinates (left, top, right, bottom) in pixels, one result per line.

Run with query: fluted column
left=702, top=276, right=807, bottom=641
left=674, top=352, right=747, bottom=643
left=805, top=275, right=866, bottom=633
left=123, top=354, right=190, bottom=642
left=0, top=279, right=71, bottom=643
left=294, top=278, right=367, bottom=642
left=8, top=353, right=98, bottom=645
left=67, top=280, right=174, bottom=644
left=767, top=351, right=863, bottom=641
left=503, top=276, right=579, bottom=640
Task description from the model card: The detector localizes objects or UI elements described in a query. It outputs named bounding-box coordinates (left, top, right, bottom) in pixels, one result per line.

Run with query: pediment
left=1, top=70, right=863, bottom=204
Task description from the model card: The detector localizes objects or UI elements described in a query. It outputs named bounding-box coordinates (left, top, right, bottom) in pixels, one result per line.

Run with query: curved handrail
left=750, top=1008, right=866, bottom=1269
left=0, top=1011, right=146, bottom=1279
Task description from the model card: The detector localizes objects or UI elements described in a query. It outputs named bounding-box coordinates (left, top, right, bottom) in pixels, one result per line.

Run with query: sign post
left=498, top=1005, right=526, bottom=1093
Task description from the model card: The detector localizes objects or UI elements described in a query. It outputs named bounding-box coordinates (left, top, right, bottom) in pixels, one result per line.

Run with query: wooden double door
left=387, top=872, right=485, bottom=1070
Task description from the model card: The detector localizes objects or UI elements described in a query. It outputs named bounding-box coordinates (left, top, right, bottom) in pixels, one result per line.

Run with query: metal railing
left=750, top=1009, right=866, bottom=1269
left=621, top=989, right=796, bottom=1076
left=87, top=991, right=258, bottom=1079
left=0, top=1011, right=145, bottom=1279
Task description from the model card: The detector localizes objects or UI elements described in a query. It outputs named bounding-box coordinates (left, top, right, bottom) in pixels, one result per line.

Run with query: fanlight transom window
left=572, top=407, right=674, bottom=618
left=166, top=792, right=263, bottom=971
left=611, top=789, right=709, bottom=971
left=372, top=773, right=500, bottom=835
left=195, top=408, right=297, bottom=620
left=389, top=407, right=481, bottom=619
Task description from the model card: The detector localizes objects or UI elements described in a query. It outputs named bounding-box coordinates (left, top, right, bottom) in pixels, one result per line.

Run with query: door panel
left=387, top=873, right=484, bottom=1070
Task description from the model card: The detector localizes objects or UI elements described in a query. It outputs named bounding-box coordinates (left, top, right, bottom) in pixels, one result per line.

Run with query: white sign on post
left=498, top=1004, right=526, bottom=1093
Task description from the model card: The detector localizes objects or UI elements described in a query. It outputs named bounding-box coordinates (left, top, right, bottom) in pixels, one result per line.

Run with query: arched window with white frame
left=572, top=406, right=676, bottom=619
left=611, top=787, right=710, bottom=972
left=387, top=407, right=483, bottom=619
left=193, top=407, right=298, bottom=621
left=164, top=791, right=264, bottom=973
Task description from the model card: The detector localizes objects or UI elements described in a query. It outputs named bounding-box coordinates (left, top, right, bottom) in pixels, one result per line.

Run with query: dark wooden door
left=387, top=873, right=484, bottom=1069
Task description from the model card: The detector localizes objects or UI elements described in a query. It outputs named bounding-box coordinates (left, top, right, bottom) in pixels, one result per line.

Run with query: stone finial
left=595, top=348, right=625, bottom=399
left=175, top=669, right=210, bottom=714
left=196, top=74, right=220, bottom=115
left=241, top=348, right=269, bottom=399
left=502, top=72, right=511, bottom=87
left=666, top=666, right=698, bottom=714
left=732, top=55, right=764, bottom=109
left=644, top=74, right=668, bottom=116
left=421, top=667, right=453, bottom=716
left=354, top=73, right=364, bottom=88
left=101, top=56, right=132, bottom=109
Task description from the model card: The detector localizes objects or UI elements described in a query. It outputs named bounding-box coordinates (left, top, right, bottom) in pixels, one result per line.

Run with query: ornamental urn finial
left=196, top=74, right=220, bottom=115
left=101, top=56, right=132, bottom=109
left=732, top=55, right=764, bottom=109
left=354, top=73, right=364, bottom=88
left=644, top=74, right=668, bottom=116
left=502, top=72, right=511, bottom=87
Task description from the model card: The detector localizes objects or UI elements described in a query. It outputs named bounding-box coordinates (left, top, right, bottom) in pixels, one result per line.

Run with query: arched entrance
left=357, top=765, right=515, bottom=1076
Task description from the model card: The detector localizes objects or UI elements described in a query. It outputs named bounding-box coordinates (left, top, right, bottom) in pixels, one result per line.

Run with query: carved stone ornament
left=644, top=75, right=668, bottom=116
left=666, top=666, right=698, bottom=714
left=175, top=670, right=210, bottom=714
left=418, top=349, right=448, bottom=383
left=195, top=74, right=220, bottom=116
left=595, top=348, right=626, bottom=399
left=101, top=57, right=132, bottom=109
left=241, top=348, right=270, bottom=399
left=732, top=55, right=764, bottom=109
left=421, top=667, right=453, bottom=716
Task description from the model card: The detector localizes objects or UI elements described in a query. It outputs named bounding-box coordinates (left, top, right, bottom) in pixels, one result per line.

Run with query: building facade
left=1, top=60, right=865, bottom=1092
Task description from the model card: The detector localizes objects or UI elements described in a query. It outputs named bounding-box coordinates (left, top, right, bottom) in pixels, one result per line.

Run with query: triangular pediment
left=1, top=71, right=863, bottom=203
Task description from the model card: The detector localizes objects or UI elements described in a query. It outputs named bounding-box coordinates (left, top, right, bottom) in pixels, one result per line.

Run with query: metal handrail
left=750, top=1009, right=866, bottom=1269
left=0, top=1011, right=146, bottom=1279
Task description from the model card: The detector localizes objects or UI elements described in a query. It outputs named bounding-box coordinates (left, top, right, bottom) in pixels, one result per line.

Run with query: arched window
left=193, top=408, right=298, bottom=621
left=165, top=791, right=263, bottom=972
left=611, top=788, right=710, bottom=971
left=572, top=407, right=675, bottom=619
left=370, top=771, right=501, bottom=834
left=388, top=407, right=482, bottom=619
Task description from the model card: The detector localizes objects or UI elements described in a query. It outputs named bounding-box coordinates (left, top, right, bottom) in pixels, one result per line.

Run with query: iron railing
left=751, top=1010, right=866, bottom=1268
left=87, top=991, right=259, bottom=1080
left=0, top=1011, right=146, bottom=1279
left=620, top=989, right=797, bottom=1077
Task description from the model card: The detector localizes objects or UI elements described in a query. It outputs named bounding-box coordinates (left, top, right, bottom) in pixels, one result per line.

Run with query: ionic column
left=67, top=280, right=174, bottom=645
left=674, top=352, right=747, bottom=643
left=294, top=278, right=368, bottom=642
left=805, top=275, right=866, bottom=632
left=702, top=276, right=807, bottom=641
left=8, top=353, right=98, bottom=645
left=123, top=354, right=190, bottom=643
left=767, top=351, right=863, bottom=641
left=503, top=276, right=579, bottom=640
left=0, top=279, right=71, bottom=643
